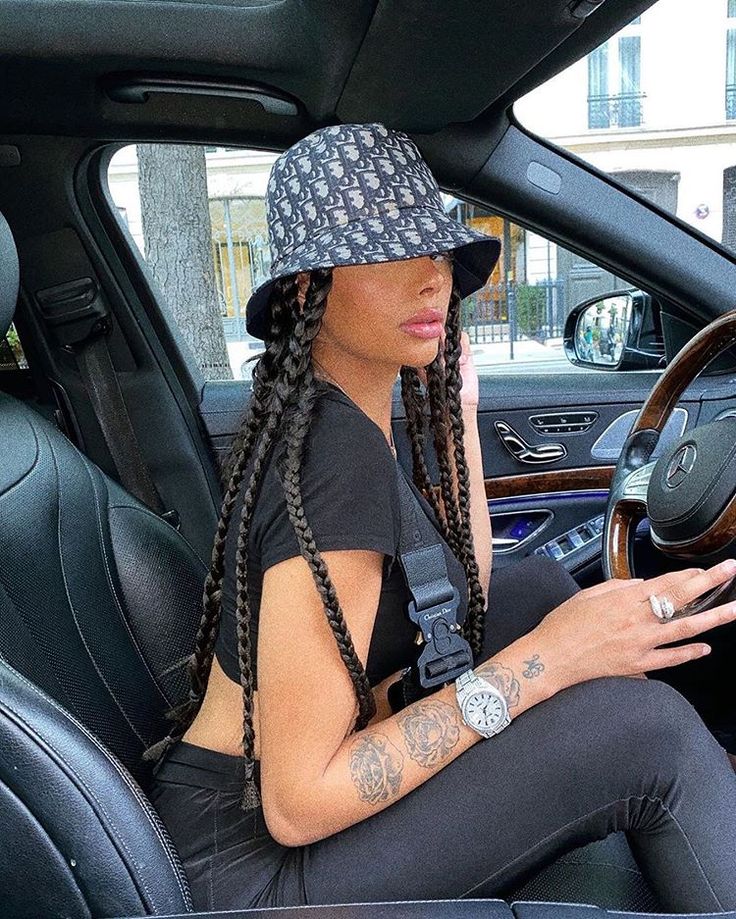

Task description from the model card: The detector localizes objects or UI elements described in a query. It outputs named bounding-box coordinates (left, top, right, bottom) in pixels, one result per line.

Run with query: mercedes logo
left=665, top=443, right=697, bottom=489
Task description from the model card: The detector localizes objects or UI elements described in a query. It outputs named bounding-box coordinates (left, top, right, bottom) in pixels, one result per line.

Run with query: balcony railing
left=588, top=92, right=645, bottom=129
left=727, top=83, right=736, bottom=120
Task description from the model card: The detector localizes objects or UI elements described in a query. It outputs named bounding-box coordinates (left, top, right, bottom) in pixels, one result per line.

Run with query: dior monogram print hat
left=244, top=121, right=502, bottom=341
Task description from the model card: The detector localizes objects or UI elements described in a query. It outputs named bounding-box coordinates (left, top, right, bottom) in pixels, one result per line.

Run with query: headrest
left=0, top=211, right=19, bottom=341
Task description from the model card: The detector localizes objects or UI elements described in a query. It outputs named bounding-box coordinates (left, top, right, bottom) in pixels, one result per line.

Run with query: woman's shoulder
left=247, top=383, right=402, bottom=569
left=256, top=383, right=399, bottom=510
left=270, top=382, right=392, bottom=469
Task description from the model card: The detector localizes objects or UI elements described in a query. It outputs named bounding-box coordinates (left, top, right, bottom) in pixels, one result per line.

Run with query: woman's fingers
left=638, top=559, right=736, bottom=610
left=650, top=599, right=736, bottom=643
left=642, top=642, right=712, bottom=672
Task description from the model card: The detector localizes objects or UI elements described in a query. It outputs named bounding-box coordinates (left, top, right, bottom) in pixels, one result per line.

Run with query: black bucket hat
left=245, top=121, right=502, bottom=341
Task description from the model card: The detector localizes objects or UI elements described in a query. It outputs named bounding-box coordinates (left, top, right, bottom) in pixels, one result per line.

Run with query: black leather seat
left=0, top=656, right=193, bottom=917
left=0, top=382, right=208, bottom=785
left=0, top=209, right=659, bottom=917
left=0, top=210, right=202, bottom=916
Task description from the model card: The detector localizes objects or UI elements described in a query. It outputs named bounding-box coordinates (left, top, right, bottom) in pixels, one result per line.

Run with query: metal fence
left=463, top=278, right=566, bottom=347
left=221, top=277, right=568, bottom=350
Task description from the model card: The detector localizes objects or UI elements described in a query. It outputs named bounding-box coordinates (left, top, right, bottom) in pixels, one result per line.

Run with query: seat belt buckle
left=408, top=586, right=473, bottom=689
left=35, top=277, right=111, bottom=350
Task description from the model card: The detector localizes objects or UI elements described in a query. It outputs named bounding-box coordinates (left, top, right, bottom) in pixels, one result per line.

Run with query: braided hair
left=143, top=265, right=488, bottom=810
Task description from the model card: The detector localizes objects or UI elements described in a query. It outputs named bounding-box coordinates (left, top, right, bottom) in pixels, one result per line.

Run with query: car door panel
left=198, top=370, right=736, bottom=585
left=475, top=374, right=704, bottom=576
left=488, top=491, right=607, bottom=571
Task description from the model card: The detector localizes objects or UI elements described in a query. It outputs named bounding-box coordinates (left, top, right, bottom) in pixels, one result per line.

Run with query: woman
left=147, top=122, right=736, bottom=913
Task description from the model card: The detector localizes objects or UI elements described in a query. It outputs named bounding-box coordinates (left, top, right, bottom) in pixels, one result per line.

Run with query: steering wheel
left=603, top=308, right=736, bottom=616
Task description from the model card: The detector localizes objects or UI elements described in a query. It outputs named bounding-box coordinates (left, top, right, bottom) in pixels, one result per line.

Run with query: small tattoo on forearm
left=476, top=661, right=521, bottom=708
left=398, top=700, right=460, bottom=768
left=348, top=733, right=404, bottom=805
left=522, top=654, right=545, bottom=679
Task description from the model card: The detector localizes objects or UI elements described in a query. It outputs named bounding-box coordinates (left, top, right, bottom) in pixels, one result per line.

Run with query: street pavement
left=225, top=336, right=592, bottom=381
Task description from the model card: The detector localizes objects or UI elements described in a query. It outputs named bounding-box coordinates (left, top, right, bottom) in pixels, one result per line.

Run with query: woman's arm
left=264, top=559, right=736, bottom=848
left=272, top=630, right=559, bottom=847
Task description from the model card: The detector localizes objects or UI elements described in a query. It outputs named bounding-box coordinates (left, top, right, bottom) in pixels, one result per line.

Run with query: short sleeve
left=251, top=398, right=401, bottom=573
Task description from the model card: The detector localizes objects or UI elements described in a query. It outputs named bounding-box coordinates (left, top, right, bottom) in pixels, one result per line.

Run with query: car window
left=105, top=143, right=659, bottom=381
left=1, top=322, right=28, bottom=372
left=514, top=0, right=736, bottom=261
left=106, top=144, right=274, bottom=383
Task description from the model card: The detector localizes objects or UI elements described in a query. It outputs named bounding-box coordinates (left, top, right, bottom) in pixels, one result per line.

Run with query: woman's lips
left=400, top=320, right=444, bottom=339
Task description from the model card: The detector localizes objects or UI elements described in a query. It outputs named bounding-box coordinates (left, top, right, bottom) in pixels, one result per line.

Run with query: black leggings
left=149, top=556, right=736, bottom=913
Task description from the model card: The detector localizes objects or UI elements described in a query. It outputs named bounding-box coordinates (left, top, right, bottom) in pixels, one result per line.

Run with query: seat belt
left=387, top=463, right=473, bottom=712
left=35, top=276, right=180, bottom=529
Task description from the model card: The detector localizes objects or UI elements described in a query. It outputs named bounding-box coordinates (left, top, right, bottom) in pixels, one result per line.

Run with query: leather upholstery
left=0, top=656, right=192, bottom=917
left=0, top=391, right=208, bottom=788
left=0, top=207, right=198, bottom=914
left=115, top=901, right=512, bottom=918
left=0, top=386, right=205, bottom=914
left=0, top=210, right=18, bottom=341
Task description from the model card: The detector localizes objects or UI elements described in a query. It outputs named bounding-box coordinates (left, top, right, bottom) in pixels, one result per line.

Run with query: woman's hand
left=417, top=330, right=479, bottom=410
left=528, top=560, right=736, bottom=691
left=454, top=330, right=478, bottom=409
left=367, top=667, right=408, bottom=726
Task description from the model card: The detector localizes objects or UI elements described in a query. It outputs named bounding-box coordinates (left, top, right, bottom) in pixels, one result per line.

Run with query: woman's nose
left=420, top=255, right=451, bottom=288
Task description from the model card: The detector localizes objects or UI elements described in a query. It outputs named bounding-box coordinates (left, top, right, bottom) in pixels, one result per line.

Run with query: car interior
left=1, top=0, right=736, bottom=917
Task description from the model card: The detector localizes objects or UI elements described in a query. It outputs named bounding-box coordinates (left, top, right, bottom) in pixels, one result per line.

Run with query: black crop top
left=214, top=379, right=468, bottom=689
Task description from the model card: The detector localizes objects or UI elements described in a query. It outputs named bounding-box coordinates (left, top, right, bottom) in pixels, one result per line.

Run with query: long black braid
left=143, top=266, right=487, bottom=808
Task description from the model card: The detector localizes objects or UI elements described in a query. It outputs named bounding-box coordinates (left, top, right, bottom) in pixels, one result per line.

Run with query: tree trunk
left=137, top=144, right=233, bottom=380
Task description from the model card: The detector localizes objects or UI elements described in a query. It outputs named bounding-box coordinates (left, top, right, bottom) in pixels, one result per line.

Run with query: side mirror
left=563, top=289, right=665, bottom=371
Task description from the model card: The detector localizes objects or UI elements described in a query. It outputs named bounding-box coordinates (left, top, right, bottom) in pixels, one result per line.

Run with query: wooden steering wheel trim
left=608, top=505, right=643, bottom=579
left=606, top=308, right=736, bottom=580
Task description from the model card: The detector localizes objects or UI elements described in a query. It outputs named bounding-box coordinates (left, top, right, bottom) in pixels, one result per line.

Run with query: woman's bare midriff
left=182, top=655, right=261, bottom=759
left=180, top=657, right=397, bottom=760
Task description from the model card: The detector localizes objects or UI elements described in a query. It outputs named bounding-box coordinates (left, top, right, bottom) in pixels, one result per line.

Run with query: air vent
left=649, top=332, right=666, bottom=356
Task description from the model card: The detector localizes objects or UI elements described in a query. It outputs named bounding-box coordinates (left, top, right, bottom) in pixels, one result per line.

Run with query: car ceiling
left=0, top=0, right=656, bottom=171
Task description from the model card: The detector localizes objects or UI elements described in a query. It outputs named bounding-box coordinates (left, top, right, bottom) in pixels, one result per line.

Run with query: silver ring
left=649, top=594, right=675, bottom=621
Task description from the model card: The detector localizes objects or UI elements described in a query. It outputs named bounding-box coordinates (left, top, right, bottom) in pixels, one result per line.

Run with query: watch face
left=464, top=690, right=507, bottom=732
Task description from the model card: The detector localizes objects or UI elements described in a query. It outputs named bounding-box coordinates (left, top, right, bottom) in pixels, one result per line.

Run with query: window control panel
left=529, top=411, right=598, bottom=435
left=533, top=514, right=604, bottom=561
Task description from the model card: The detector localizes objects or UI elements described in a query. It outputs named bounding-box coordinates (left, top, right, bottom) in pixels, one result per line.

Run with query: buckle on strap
left=408, top=586, right=473, bottom=688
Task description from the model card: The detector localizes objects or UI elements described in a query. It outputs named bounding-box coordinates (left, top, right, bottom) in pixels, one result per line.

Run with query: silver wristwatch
left=455, top=668, right=511, bottom=738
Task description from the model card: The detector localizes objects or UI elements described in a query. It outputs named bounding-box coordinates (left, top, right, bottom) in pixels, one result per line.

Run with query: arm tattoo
left=348, top=733, right=404, bottom=805
left=476, top=661, right=521, bottom=708
left=522, top=654, right=545, bottom=679
left=398, top=700, right=461, bottom=768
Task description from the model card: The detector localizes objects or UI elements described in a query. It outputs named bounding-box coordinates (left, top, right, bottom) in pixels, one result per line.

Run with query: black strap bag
left=386, top=464, right=474, bottom=713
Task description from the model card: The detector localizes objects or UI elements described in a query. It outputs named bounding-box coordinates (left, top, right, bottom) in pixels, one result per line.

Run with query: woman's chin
left=406, top=339, right=441, bottom=362
left=394, top=338, right=441, bottom=373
